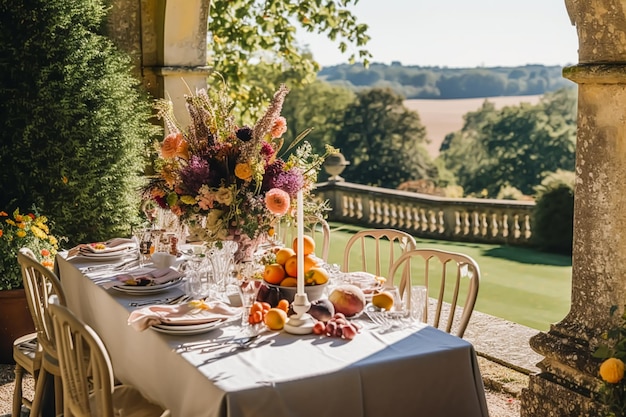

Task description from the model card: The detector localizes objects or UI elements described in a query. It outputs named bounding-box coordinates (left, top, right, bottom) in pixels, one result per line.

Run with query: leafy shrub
left=496, top=184, right=525, bottom=201
left=0, top=0, right=160, bottom=246
left=531, top=170, right=575, bottom=255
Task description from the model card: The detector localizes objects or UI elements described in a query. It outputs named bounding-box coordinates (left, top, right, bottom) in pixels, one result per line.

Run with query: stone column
left=109, top=0, right=212, bottom=126
left=521, top=1, right=626, bottom=415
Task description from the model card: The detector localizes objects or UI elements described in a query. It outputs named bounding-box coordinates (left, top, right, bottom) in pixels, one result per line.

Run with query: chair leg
left=30, top=368, right=48, bottom=417
left=53, top=375, right=63, bottom=417
left=12, top=363, right=25, bottom=417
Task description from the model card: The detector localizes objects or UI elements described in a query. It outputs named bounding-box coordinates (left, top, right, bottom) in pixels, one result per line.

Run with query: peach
left=328, top=284, right=366, bottom=317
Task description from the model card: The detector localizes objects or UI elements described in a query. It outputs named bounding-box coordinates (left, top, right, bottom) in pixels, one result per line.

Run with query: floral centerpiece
left=0, top=208, right=61, bottom=290
left=143, top=84, right=332, bottom=262
left=594, top=305, right=626, bottom=417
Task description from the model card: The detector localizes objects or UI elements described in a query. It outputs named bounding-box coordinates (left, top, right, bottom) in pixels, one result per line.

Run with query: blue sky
left=297, top=0, right=578, bottom=68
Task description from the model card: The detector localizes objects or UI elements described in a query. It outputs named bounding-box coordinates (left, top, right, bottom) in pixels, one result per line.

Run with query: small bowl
left=151, top=252, right=177, bottom=269
left=266, top=282, right=327, bottom=304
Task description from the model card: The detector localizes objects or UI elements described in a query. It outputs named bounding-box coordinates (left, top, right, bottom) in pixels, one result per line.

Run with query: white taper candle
left=296, top=190, right=304, bottom=295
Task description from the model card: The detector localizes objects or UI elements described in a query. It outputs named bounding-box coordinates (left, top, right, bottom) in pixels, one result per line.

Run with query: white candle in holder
left=296, top=190, right=304, bottom=295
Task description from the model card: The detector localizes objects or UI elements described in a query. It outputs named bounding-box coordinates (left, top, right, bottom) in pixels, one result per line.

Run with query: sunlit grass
left=318, top=222, right=572, bottom=331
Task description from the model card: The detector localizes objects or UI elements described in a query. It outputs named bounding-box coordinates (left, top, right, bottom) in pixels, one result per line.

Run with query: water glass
left=237, top=280, right=261, bottom=327
left=410, top=285, right=428, bottom=323
left=185, top=270, right=211, bottom=300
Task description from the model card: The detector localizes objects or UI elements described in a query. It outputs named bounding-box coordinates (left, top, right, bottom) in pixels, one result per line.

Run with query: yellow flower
left=180, top=195, right=197, bottom=205
left=215, top=187, right=233, bottom=206
left=234, top=163, right=253, bottom=181
left=600, top=358, right=625, bottom=384
left=31, top=225, right=47, bottom=240
left=16, top=230, right=26, bottom=238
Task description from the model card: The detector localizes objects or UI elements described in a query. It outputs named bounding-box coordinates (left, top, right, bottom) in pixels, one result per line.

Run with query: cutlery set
left=129, top=294, right=190, bottom=308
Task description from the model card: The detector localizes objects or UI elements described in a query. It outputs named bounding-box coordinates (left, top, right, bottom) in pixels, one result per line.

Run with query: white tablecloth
left=57, top=254, right=489, bottom=417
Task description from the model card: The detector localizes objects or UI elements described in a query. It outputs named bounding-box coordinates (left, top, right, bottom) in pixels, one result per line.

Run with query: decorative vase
left=0, top=288, right=35, bottom=364
left=233, top=235, right=264, bottom=264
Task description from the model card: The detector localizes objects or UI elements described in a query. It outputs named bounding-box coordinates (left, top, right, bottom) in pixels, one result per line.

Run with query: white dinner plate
left=78, top=249, right=136, bottom=262
left=112, top=278, right=182, bottom=294
left=151, top=318, right=227, bottom=336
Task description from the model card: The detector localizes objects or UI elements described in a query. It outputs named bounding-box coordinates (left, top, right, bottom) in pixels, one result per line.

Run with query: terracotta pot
left=0, top=288, right=35, bottom=364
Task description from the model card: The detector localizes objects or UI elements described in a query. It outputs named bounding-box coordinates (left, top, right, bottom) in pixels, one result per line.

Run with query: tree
left=208, top=0, right=371, bottom=115
left=0, top=0, right=159, bottom=245
left=334, top=88, right=437, bottom=188
left=438, top=88, right=576, bottom=197
left=280, top=81, right=355, bottom=164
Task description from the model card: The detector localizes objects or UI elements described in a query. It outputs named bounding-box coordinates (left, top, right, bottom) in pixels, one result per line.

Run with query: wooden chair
left=387, top=248, right=480, bottom=338
left=341, top=228, right=417, bottom=279
left=277, top=216, right=331, bottom=261
left=17, top=248, right=66, bottom=417
left=47, top=297, right=170, bottom=417
left=12, top=331, right=40, bottom=417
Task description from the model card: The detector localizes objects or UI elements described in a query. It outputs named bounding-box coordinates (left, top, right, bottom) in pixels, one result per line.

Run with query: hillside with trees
left=318, top=63, right=573, bottom=99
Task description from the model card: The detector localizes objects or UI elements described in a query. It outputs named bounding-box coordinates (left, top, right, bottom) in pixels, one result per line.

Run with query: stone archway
left=107, top=0, right=212, bottom=125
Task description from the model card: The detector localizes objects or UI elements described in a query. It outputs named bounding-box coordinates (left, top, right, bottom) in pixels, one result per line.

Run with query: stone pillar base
left=521, top=373, right=605, bottom=417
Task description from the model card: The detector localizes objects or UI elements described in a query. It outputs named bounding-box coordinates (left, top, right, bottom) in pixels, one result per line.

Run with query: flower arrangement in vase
left=143, top=84, right=332, bottom=262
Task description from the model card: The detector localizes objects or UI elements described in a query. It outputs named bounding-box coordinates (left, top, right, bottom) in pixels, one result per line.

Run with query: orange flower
left=235, top=163, right=253, bottom=181
left=271, top=117, right=287, bottom=138
left=41, top=249, right=50, bottom=257
left=0, top=211, right=7, bottom=217
left=0, top=230, right=3, bottom=238
left=265, top=188, right=290, bottom=216
left=161, top=132, right=188, bottom=159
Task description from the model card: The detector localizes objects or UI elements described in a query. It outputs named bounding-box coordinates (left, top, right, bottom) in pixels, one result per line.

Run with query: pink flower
left=265, top=188, right=290, bottom=216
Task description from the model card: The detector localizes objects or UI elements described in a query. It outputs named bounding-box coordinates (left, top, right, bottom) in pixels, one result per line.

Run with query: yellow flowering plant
left=594, top=305, right=626, bottom=417
left=0, top=208, right=62, bottom=290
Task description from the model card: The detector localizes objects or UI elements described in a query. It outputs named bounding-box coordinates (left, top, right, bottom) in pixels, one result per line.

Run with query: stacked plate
left=78, top=238, right=137, bottom=262
left=151, top=318, right=227, bottom=336
left=112, top=278, right=182, bottom=295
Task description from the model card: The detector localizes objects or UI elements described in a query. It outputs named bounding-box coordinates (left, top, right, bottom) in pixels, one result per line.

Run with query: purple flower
left=236, top=126, right=253, bottom=142
left=180, top=156, right=211, bottom=194
left=262, top=160, right=304, bottom=197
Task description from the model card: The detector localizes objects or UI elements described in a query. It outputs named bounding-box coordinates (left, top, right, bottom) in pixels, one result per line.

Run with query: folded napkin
left=128, top=300, right=240, bottom=331
left=68, top=238, right=137, bottom=258
left=102, top=267, right=182, bottom=289
left=339, top=271, right=386, bottom=295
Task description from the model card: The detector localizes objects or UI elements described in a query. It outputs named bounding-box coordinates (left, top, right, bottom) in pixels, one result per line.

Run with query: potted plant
left=0, top=208, right=62, bottom=363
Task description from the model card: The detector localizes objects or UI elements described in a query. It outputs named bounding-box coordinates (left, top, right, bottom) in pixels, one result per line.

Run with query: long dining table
left=56, top=252, right=490, bottom=417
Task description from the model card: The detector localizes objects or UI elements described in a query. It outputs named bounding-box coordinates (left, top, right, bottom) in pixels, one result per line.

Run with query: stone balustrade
left=314, top=181, right=536, bottom=246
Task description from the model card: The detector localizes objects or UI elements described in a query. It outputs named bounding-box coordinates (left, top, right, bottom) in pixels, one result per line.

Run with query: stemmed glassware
left=206, top=241, right=237, bottom=297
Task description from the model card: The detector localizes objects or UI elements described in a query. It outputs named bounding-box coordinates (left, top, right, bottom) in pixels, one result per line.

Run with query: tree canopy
left=334, top=88, right=437, bottom=188
left=208, top=0, right=371, bottom=117
left=438, top=88, right=577, bottom=197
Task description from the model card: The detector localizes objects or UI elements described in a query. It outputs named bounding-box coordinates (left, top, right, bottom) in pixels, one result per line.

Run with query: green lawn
left=321, top=223, right=572, bottom=331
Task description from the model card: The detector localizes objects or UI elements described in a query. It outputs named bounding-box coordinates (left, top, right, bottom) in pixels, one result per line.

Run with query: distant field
left=404, top=95, right=543, bottom=158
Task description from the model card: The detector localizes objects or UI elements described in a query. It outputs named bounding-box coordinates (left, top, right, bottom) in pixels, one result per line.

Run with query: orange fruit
left=372, top=291, right=394, bottom=311
left=279, top=277, right=298, bottom=287
left=277, top=299, right=290, bottom=312
left=284, top=254, right=319, bottom=277
left=275, top=247, right=296, bottom=265
left=264, top=308, right=288, bottom=330
left=263, top=263, right=286, bottom=285
left=306, top=267, right=330, bottom=285
left=292, top=235, right=315, bottom=256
